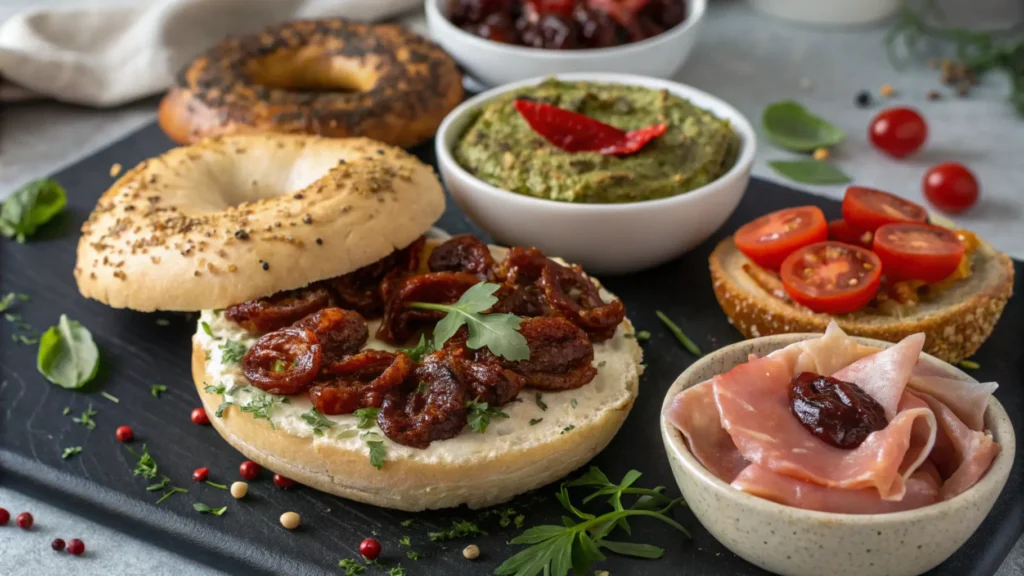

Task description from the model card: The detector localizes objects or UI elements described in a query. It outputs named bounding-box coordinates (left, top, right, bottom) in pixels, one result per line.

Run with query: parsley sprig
left=219, top=339, right=248, bottom=364
left=353, top=407, right=380, bottom=429
left=466, top=398, right=509, bottom=434
left=495, top=468, right=687, bottom=576
left=301, top=407, right=335, bottom=436
left=408, top=282, right=529, bottom=361
left=72, top=403, right=98, bottom=430
left=125, top=444, right=189, bottom=504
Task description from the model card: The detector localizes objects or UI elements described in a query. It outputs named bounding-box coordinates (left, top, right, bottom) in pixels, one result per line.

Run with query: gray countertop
left=1, top=1, right=1022, bottom=575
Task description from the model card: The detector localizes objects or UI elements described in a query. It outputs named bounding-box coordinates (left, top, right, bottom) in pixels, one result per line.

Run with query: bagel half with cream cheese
left=75, top=134, right=642, bottom=511
left=710, top=235, right=1014, bottom=363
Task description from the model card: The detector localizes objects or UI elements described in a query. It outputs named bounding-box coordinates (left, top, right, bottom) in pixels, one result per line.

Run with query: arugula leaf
left=193, top=503, right=228, bottom=516
left=495, top=468, right=687, bottom=576
left=762, top=101, right=845, bottom=152
left=219, top=340, right=248, bottom=364
left=428, top=520, right=488, bottom=542
left=408, top=282, right=529, bottom=361
left=366, top=440, right=386, bottom=470
left=337, top=559, right=367, bottom=575
left=399, top=334, right=433, bottom=362
left=37, top=315, right=100, bottom=389
left=61, top=446, right=82, bottom=459
left=768, top=160, right=852, bottom=185
left=72, top=403, right=98, bottom=430
left=0, top=178, right=67, bottom=242
left=354, top=407, right=380, bottom=429
left=655, top=311, right=702, bottom=357
left=150, top=384, right=167, bottom=398
left=466, top=398, right=509, bottom=434
left=301, top=407, right=336, bottom=436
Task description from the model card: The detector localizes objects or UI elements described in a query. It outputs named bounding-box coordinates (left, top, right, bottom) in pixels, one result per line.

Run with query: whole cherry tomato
left=869, top=107, right=928, bottom=158
left=923, top=162, right=979, bottom=214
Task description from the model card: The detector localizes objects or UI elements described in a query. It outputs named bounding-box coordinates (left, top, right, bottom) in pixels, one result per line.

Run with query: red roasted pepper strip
left=512, top=99, right=666, bottom=157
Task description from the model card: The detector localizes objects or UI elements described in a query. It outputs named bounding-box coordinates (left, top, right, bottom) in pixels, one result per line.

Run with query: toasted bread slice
left=709, top=236, right=1014, bottom=363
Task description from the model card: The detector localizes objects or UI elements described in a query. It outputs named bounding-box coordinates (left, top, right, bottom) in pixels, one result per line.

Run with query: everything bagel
left=74, top=134, right=446, bottom=311
left=159, top=19, right=463, bottom=148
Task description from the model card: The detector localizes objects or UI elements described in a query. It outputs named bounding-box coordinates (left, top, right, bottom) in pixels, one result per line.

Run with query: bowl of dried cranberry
left=425, top=0, right=706, bottom=87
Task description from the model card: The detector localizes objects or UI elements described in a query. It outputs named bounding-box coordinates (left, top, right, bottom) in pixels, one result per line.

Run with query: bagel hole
left=247, top=48, right=378, bottom=94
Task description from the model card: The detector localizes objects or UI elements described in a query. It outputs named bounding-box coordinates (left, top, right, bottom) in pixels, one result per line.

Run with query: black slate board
left=1, top=122, right=1021, bottom=576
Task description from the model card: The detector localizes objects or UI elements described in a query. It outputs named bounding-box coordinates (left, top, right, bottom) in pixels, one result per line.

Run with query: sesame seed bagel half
left=192, top=244, right=642, bottom=511
left=709, top=236, right=1014, bottom=363
left=75, top=134, right=444, bottom=311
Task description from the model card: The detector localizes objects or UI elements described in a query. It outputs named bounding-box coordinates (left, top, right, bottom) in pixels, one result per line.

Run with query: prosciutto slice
left=768, top=322, right=879, bottom=377
left=910, top=391, right=1001, bottom=501
left=908, top=364, right=997, bottom=432
left=732, top=464, right=940, bottom=514
left=831, top=333, right=925, bottom=419
left=666, top=381, right=748, bottom=483
left=713, top=353, right=937, bottom=500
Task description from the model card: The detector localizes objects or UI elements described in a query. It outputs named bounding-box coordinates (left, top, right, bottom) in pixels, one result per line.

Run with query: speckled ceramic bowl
left=660, top=334, right=1015, bottom=576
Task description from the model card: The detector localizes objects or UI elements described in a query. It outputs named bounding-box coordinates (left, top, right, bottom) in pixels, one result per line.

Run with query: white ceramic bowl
left=660, top=334, right=1015, bottom=576
left=424, top=0, right=706, bottom=87
left=434, top=72, right=755, bottom=275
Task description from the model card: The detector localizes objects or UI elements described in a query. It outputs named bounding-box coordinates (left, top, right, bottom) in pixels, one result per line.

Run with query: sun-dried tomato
left=377, top=272, right=481, bottom=345
left=310, top=351, right=413, bottom=415
left=329, top=237, right=425, bottom=317
left=512, top=100, right=666, bottom=156
left=428, top=235, right=496, bottom=280
left=242, top=327, right=322, bottom=394
left=540, top=263, right=625, bottom=341
left=492, top=246, right=551, bottom=317
left=790, top=372, right=888, bottom=449
left=442, top=327, right=524, bottom=405
left=293, top=308, right=368, bottom=364
left=509, top=317, right=597, bottom=390
left=224, top=285, right=333, bottom=333
left=377, top=354, right=468, bottom=448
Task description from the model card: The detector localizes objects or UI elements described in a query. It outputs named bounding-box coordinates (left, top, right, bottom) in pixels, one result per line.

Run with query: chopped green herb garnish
left=399, top=334, right=433, bottom=362
left=219, top=339, right=248, bottom=364
left=388, top=567, right=406, bottom=576
left=428, top=520, right=487, bottom=542
left=0, top=293, right=18, bottom=312
left=597, top=360, right=607, bottom=368
left=12, top=334, right=38, bottom=345
left=529, top=418, right=543, bottom=426
left=62, top=406, right=71, bottom=415
left=535, top=393, right=547, bottom=411
left=561, top=425, right=575, bottom=435
left=635, top=330, right=651, bottom=341
left=193, top=503, right=227, bottom=516
left=154, top=486, right=188, bottom=505
left=205, top=481, right=228, bottom=490
left=655, top=310, right=702, bottom=357
left=400, top=519, right=414, bottom=527
left=514, top=514, right=525, bottom=529
left=408, top=282, right=529, bottom=361
left=414, top=381, right=430, bottom=395
left=570, top=398, right=578, bottom=409
left=155, top=318, right=170, bottom=326
left=61, top=446, right=82, bottom=459
left=201, top=321, right=214, bottom=337
left=271, top=359, right=287, bottom=372
left=398, top=536, right=411, bottom=547
left=150, top=384, right=167, bottom=398
left=338, top=559, right=367, bottom=575
left=204, top=383, right=226, bottom=395
left=466, top=398, right=509, bottom=434
left=406, top=551, right=420, bottom=560
left=238, top=389, right=281, bottom=428
left=215, top=401, right=235, bottom=417
left=301, top=407, right=336, bottom=436
left=336, top=428, right=359, bottom=439
left=100, top=391, right=119, bottom=403
left=959, top=360, right=980, bottom=370
left=354, top=407, right=380, bottom=429
left=366, top=439, right=386, bottom=470
left=125, top=444, right=189, bottom=504
left=72, top=403, right=98, bottom=430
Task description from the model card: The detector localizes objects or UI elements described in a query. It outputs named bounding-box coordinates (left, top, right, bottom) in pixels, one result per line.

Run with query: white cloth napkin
left=0, top=0, right=421, bottom=107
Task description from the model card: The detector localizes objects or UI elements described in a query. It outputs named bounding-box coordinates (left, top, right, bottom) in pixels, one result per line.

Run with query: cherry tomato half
left=734, top=206, right=828, bottom=271
left=780, top=241, right=882, bottom=315
left=869, top=107, right=928, bottom=158
left=872, top=223, right=964, bottom=283
left=842, top=186, right=928, bottom=231
left=923, top=162, right=979, bottom=214
left=827, top=219, right=873, bottom=248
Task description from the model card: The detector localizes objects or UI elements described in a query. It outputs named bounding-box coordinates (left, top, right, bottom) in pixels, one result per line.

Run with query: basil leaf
left=767, top=160, right=852, bottom=185
left=762, top=101, right=845, bottom=152
left=0, top=179, right=67, bottom=242
left=37, top=315, right=100, bottom=389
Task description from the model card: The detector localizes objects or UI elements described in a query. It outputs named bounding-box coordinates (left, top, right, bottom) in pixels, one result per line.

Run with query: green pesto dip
left=454, top=80, right=741, bottom=204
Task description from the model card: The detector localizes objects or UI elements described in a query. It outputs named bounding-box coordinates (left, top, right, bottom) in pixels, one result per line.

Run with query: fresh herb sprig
left=72, top=404, right=98, bottom=430
left=408, top=282, right=529, bottom=361
left=301, top=407, right=336, bottom=436
left=193, top=503, right=228, bottom=516
left=495, top=468, right=687, bottom=576
left=61, top=446, right=83, bottom=459
left=125, top=444, right=189, bottom=504
left=655, top=310, right=702, bottom=357
left=466, top=398, right=509, bottom=434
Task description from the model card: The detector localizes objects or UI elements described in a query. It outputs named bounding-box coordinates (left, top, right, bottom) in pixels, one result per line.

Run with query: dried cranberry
left=789, top=372, right=888, bottom=449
